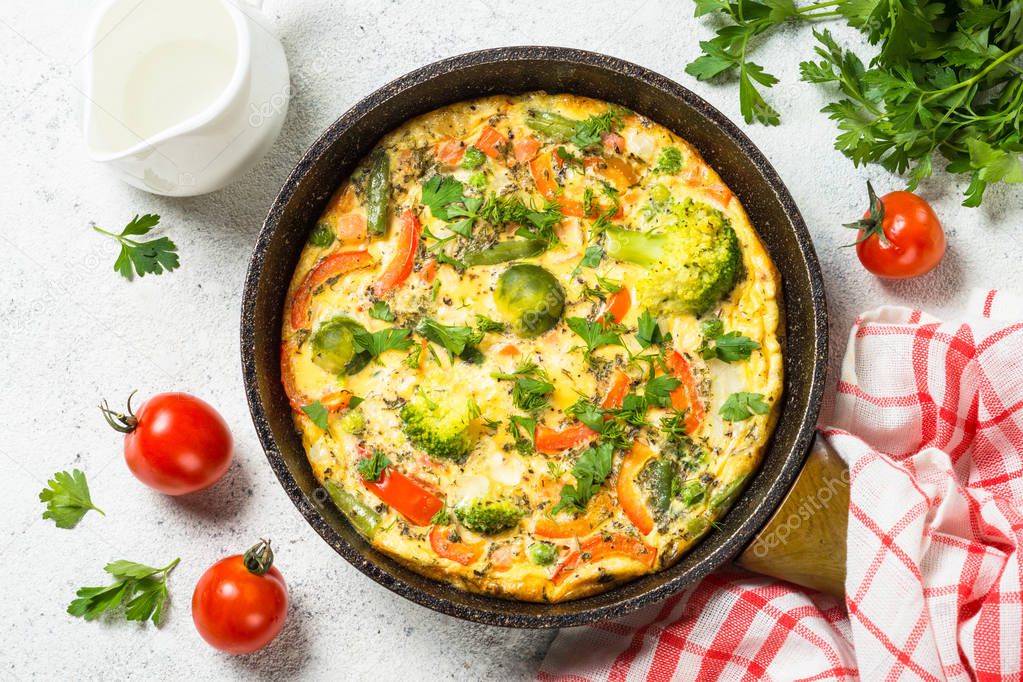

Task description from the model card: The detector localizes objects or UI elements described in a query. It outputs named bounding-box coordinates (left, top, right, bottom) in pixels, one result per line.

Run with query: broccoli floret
left=337, top=408, right=365, bottom=435
left=454, top=498, right=523, bottom=534
left=399, top=388, right=478, bottom=463
left=605, top=198, right=740, bottom=316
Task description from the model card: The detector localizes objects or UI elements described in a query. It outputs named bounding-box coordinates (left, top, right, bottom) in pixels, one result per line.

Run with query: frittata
left=281, top=92, right=782, bottom=602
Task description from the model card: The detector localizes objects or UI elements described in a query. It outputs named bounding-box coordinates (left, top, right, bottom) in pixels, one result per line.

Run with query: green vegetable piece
left=653, top=147, right=683, bottom=174
left=325, top=480, right=381, bottom=539
left=645, top=459, right=677, bottom=514
left=461, top=146, right=487, bottom=170
left=525, top=109, right=579, bottom=140
left=337, top=407, right=366, bottom=435
left=368, top=300, right=395, bottom=322
left=454, top=498, right=523, bottom=535
left=462, top=239, right=548, bottom=266
left=39, top=469, right=104, bottom=529
left=527, top=541, right=558, bottom=566
left=365, top=149, right=390, bottom=235
left=604, top=198, right=740, bottom=316
left=679, top=480, right=705, bottom=508
left=309, top=222, right=335, bottom=247
left=400, top=387, right=479, bottom=463
left=310, top=316, right=364, bottom=374
left=685, top=516, right=709, bottom=537
left=494, top=263, right=565, bottom=338
left=709, top=474, right=748, bottom=510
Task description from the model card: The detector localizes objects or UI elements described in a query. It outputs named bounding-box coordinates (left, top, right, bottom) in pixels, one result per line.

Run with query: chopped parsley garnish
left=493, top=362, right=554, bottom=413
left=699, top=318, right=760, bottom=362
left=566, top=317, right=625, bottom=355
left=551, top=442, right=614, bottom=515
left=356, top=450, right=392, bottom=482
left=368, top=300, right=395, bottom=322
left=301, top=400, right=330, bottom=430
left=636, top=310, right=670, bottom=348
left=653, top=147, right=683, bottom=174
left=642, top=374, right=682, bottom=408
left=720, top=392, right=770, bottom=422
left=68, top=557, right=180, bottom=625
left=353, top=326, right=416, bottom=361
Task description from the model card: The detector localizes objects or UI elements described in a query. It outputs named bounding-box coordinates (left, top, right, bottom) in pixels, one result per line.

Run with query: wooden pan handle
left=736, top=435, right=849, bottom=597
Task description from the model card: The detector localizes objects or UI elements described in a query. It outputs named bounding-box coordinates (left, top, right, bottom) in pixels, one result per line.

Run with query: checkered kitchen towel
left=538, top=289, right=1023, bottom=681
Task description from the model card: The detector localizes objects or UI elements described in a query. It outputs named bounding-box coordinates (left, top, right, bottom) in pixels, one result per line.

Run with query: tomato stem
left=841, top=181, right=889, bottom=247
left=243, top=538, right=275, bottom=575
left=99, top=390, right=140, bottom=433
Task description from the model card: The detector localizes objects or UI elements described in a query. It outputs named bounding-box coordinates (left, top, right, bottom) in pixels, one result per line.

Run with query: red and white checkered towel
left=538, top=289, right=1023, bottom=681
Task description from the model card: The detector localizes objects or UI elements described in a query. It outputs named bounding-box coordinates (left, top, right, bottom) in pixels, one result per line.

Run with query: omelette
left=281, top=92, right=782, bottom=602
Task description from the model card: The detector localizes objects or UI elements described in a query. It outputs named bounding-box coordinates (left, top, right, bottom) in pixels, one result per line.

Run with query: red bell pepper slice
left=475, top=125, right=507, bottom=159
left=429, top=525, right=483, bottom=566
left=289, top=250, right=375, bottom=330
left=597, top=287, right=631, bottom=326
left=666, top=351, right=705, bottom=434
left=535, top=422, right=597, bottom=454
left=616, top=442, right=657, bottom=535
left=534, top=371, right=631, bottom=454
left=551, top=533, right=657, bottom=585
left=373, top=210, right=422, bottom=297
left=358, top=447, right=442, bottom=526
left=529, top=151, right=558, bottom=198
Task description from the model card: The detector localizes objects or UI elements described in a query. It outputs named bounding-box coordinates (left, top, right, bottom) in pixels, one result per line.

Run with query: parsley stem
left=159, top=557, right=181, bottom=574
left=924, top=43, right=1023, bottom=98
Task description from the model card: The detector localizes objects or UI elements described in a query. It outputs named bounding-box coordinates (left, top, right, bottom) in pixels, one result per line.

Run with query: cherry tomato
left=100, top=391, right=233, bottom=495
left=192, top=539, right=289, bottom=655
left=848, top=182, right=945, bottom=279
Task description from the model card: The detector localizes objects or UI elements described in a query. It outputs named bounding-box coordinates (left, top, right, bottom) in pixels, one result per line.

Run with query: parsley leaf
left=353, top=327, right=415, bottom=361
left=415, top=317, right=480, bottom=362
left=368, top=301, right=396, bottom=322
left=571, top=112, right=622, bottom=149
left=421, top=175, right=465, bottom=221
left=637, top=310, right=669, bottom=348
left=643, top=374, right=682, bottom=408
left=301, top=400, right=330, bottom=430
left=39, top=469, right=104, bottom=529
left=509, top=414, right=538, bottom=454
left=567, top=317, right=625, bottom=354
left=551, top=442, right=614, bottom=515
left=68, top=557, right=179, bottom=625
left=566, top=398, right=606, bottom=433
left=699, top=318, right=760, bottom=362
left=93, top=214, right=179, bottom=280
left=356, top=450, right=391, bottom=482
left=720, top=392, right=770, bottom=421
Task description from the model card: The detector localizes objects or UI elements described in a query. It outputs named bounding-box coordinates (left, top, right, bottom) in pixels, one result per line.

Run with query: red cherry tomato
left=848, top=182, right=945, bottom=279
left=101, top=392, right=233, bottom=495
left=192, top=539, right=289, bottom=655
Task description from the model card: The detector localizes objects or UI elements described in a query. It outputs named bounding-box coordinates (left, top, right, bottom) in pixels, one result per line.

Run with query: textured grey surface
left=0, top=1, right=1020, bottom=680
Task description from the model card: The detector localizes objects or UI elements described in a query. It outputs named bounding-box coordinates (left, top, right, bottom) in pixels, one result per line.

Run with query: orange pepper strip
left=584, top=156, right=638, bottom=189
left=429, top=525, right=484, bottom=566
left=534, top=494, right=612, bottom=539
left=616, top=442, right=657, bottom=535
left=418, top=258, right=438, bottom=284
left=336, top=213, right=367, bottom=246
left=475, top=125, right=507, bottom=159
left=666, top=351, right=705, bottom=434
left=435, top=138, right=465, bottom=165
left=602, top=132, right=626, bottom=154
left=513, top=137, right=541, bottom=164
left=289, top=250, right=375, bottom=330
left=551, top=534, right=657, bottom=585
left=601, top=370, right=631, bottom=410
left=373, top=210, right=422, bottom=297
left=280, top=341, right=307, bottom=412
left=358, top=446, right=442, bottom=526
left=529, top=151, right=558, bottom=198
left=321, top=391, right=353, bottom=412
left=597, top=287, right=631, bottom=326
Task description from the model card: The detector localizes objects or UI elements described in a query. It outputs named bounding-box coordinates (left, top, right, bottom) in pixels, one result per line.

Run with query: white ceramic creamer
left=83, top=0, right=290, bottom=196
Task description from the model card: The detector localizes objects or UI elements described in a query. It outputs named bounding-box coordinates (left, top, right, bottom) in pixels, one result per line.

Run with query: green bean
left=709, top=474, right=748, bottom=510
left=366, top=149, right=390, bottom=235
left=525, top=110, right=578, bottom=140
left=462, top=239, right=547, bottom=267
left=325, top=481, right=381, bottom=539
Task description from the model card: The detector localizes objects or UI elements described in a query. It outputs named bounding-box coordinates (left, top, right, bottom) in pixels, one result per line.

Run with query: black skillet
left=241, top=46, right=829, bottom=628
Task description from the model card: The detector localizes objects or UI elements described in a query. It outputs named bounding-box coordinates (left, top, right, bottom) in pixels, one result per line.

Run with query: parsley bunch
left=687, top=0, right=1023, bottom=206
left=68, top=558, right=179, bottom=625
